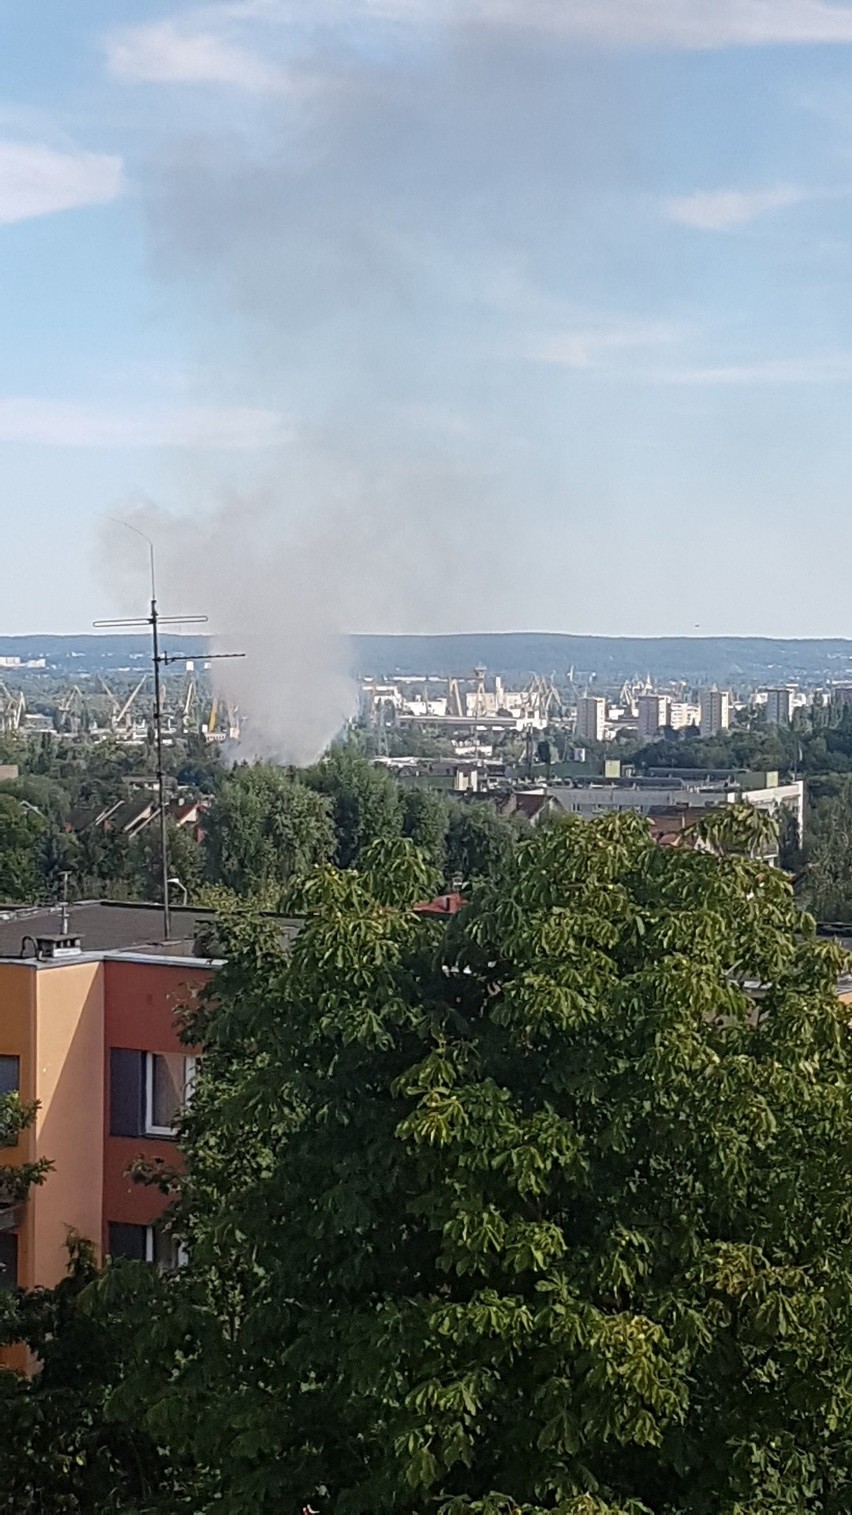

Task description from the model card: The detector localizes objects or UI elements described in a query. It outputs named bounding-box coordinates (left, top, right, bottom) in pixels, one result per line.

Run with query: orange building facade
left=0, top=905, right=213, bottom=1307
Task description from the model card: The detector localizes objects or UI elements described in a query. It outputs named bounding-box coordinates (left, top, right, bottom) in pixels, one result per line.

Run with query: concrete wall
left=33, top=961, right=105, bottom=1283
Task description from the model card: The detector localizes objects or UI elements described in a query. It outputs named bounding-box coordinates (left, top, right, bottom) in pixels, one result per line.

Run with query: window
left=0, top=1056, right=19, bottom=1096
left=0, top=1231, right=17, bottom=1291
left=108, top=1221, right=147, bottom=1262
left=107, top=1221, right=187, bottom=1273
left=0, top=1056, right=20, bottom=1149
left=144, top=1053, right=196, bottom=1137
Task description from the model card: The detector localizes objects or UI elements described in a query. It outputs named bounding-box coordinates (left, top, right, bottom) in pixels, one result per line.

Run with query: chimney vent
left=34, top=934, right=83, bottom=960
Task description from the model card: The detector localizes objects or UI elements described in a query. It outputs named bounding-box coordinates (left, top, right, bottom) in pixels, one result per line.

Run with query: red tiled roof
left=413, top=892, right=467, bottom=917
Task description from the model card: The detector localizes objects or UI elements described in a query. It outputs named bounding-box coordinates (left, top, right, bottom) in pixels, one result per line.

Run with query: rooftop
left=0, top=901, right=300, bottom=961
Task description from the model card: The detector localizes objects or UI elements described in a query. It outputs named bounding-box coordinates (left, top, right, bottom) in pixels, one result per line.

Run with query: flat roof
left=0, top=900, right=300, bottom=960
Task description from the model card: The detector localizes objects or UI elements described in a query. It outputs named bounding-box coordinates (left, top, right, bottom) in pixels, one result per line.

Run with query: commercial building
left=764, top=688, right=793, bottom=726
left=699, top=688, right=730, bottom=737
left=575, top=696, right=606, bottom=743
left=637, top=695, right=668, bottom=740
left=550, top=771, right=803, bottom=856
left=0, top=903, right=297, bottom=1320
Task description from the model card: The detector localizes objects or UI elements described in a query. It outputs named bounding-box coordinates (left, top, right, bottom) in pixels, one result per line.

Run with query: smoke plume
left=103, top=9, right=641, bottom=760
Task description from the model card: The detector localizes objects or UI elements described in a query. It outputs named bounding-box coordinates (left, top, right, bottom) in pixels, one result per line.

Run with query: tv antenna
left=95, top=521, right=244, bottom=940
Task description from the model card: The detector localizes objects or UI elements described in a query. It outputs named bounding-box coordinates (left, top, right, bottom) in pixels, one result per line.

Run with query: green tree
left=130, top=819, right=205, bottom=904
left=305, top=746, right=403, bottom=868
left=445, top=799, right=518, bottom=884
left=204, top=764, right=335, bottom=898
left=400, top=787, right=449, bottom=876
left=0, top=795, right=48, bottom=902
left=801, top=780, right=852, bottom=920
left=109, top=808, right=852, bottom=1513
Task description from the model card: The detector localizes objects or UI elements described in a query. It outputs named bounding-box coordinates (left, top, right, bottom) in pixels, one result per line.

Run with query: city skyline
left=5, top=3, right=852, bottom=634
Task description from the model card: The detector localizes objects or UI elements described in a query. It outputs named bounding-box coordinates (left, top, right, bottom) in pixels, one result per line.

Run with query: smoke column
left=103, top=10, right=641, bottom=759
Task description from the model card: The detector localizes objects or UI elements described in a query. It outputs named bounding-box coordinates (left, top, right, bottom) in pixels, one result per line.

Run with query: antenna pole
left=150, top=589, right=171, bottom=941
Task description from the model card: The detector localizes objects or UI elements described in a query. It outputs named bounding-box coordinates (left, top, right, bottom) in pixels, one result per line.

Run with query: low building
left=0, top=902, right=298, bottom=1323
left=550, top=772, right=803, bottom=851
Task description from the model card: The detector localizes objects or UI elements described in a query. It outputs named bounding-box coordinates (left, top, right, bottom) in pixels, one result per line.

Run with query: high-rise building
left=637, top=694, right=668, bottom=740
left=699, top=688, right=730, bottom=738
left=764, top=688, right=792, bottom=726
left=575, top=695, right=606, bottom=743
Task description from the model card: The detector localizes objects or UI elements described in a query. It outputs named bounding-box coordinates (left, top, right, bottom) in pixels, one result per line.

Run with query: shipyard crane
left=0, top=682, right=24, bottom=734
left=112, top=676, right=149, bottom=736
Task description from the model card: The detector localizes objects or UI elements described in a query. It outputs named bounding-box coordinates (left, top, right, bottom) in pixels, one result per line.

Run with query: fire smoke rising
left=103, top=11, right=640, bottom=760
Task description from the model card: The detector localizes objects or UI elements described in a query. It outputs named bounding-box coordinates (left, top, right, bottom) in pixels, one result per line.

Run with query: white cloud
left=530, top=318, right=684, bottom=368
left=665, top=185, right=809, bottom=231
left=0, top=399, right=288, bottom=448
left=658, top=355, right=852, bottom=384
left=474, top=0, right=852, bottom=48
left=105, top=18, right=293, bottom=92
left=0, top=141, right=122, bottom=226
left=103, top=0, right=852, bottom=68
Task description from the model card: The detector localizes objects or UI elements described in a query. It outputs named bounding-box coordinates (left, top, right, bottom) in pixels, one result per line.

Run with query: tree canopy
left=90, top=808, right=852, bottom=1514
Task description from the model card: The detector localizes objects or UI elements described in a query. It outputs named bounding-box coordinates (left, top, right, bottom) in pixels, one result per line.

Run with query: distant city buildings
left=699, top=688, right=730, bottom=738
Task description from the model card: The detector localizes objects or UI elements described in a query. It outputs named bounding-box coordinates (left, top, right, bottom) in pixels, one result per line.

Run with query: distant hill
left=350, top=633, right=852, bottom=684
left=1, top=631, right=851, bottom=687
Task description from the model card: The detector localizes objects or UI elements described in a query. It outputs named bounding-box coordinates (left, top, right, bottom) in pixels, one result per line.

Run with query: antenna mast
left=95, top=527, right=207, bottom=941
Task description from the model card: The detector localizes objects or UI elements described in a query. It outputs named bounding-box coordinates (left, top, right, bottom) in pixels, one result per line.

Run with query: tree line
left=0, top=738, right=524, bottom=909
left=4, top=811, right=852, bottom=1510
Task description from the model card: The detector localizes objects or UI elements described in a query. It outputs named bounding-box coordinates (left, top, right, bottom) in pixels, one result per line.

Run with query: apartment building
left=575, top=696, right=606, bottom=743
left=699, top=688, right=731, bottom=737
left=0, top=904, right=228, bottom=1307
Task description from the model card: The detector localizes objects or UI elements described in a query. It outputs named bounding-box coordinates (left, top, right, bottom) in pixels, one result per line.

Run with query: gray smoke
left=102, top=13, right=638, bottom=760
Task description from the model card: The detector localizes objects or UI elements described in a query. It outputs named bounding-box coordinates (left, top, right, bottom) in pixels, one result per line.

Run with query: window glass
left=108, top=1222, right=147, bottom=1261
left=0, top=1231, right=18, bottom=1291
left=0, top=1056, right=19, bottom=1096
left=150, top=1224, right=188, bottom=1273
left=147, top=1053, right=194, bottom=1134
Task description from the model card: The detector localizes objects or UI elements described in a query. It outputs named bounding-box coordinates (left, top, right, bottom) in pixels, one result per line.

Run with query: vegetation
left=5, top=811, right=852, bottom=1510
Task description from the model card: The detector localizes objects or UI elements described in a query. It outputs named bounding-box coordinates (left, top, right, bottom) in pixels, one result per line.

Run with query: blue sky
left=5, top=1, right=852, bottom=637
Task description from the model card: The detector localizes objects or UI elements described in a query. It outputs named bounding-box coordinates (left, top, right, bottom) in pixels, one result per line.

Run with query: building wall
left=33, top=961, right=105, bottom=1285
left=102, top=960, right=207, bottom=1254
left=0, top=962, right=36, bottom=1292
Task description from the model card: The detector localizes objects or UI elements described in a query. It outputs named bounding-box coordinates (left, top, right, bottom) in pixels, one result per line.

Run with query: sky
left=5, top=1, right=852, bottom=636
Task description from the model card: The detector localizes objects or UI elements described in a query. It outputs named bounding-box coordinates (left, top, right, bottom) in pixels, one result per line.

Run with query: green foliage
left=204, top=764, right=335, bottom=900
left=800, top=779, right=852, bottom=920
left=102, top=807, right=852, bottom=1513
left=130, top=820, right=204, bottom=903
left=401, top=787, right=450, bottom=874
left=305, top=747, right=404, bottom=868
left=445, top=801, right=518, bottom=884
left=0, top=795, right=48, bottom=902
left=0, top=1240, right=197, bottom=1513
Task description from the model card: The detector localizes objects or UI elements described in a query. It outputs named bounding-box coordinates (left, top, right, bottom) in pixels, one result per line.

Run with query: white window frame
left=144, top=1052, right=197, bottom=1137
left=144, top=1225, right=189, bottom=1271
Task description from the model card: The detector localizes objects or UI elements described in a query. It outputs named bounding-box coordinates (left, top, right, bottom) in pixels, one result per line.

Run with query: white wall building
left=699, top=688, right=730, bottom=737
